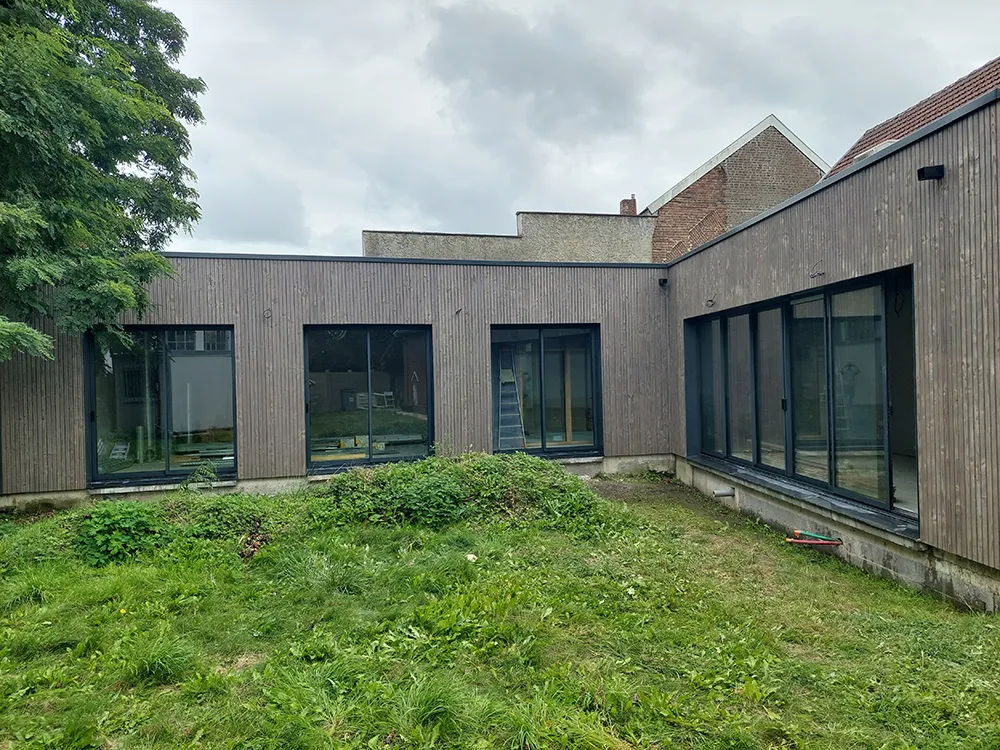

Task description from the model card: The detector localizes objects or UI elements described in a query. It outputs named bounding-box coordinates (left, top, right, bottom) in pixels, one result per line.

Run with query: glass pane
left=542, top=330, right=595, bottom=448
left=494, top=332, right=542, bottom=450
left=307, top=329, right=371, bottom=463
left=756, top=307, right=785, bottom=469
left=699, top=318, right=725, bottom=454
left=886, top=271, right=918, bottom=514
left=832, top=287, right=887, bottom=502
left=727, top=315, right=752, bottom=461
left=791, top=298, right=829, bottom=481
left=369, top=328, right=431, bottom=460
left=93, top=331, right=166, bottom=475
left=167, top=330, right=235, bottom=473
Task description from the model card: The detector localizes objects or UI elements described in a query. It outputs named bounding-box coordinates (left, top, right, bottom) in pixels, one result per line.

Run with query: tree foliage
left=0, top=0, right=204, bottom=360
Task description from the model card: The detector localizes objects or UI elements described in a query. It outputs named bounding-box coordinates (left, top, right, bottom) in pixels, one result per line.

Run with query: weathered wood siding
left=1, top=261, right=670, bottom=493
left=666, top=102, right=1000, bottom=568
left=0, top=327, right=86, bottom=494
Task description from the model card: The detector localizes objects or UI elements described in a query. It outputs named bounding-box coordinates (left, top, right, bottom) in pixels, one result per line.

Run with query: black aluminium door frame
left=491, top=324, right=603, bottom=457
left=84, top=325, right=238, bottom=486
left=692, top=269, right=906, bottom=514
left=303, top=324, right=435, bottom=472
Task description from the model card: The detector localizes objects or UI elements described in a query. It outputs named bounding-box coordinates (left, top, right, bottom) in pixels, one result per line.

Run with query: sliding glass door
left=305, top=326, right=432, bottom=469
left=691, top=271, right=916, bottom=515
left=790, top=297, right=829, bottom=483
left=755, top=307, right=785, bottom=469
left=87, top=328, right=236, bottom=482
left=492, top=326, right=600, bottom=456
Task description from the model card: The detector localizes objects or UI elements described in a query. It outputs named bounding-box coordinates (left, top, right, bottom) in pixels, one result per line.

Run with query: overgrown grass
left=1, top=455, right=998, bottom=748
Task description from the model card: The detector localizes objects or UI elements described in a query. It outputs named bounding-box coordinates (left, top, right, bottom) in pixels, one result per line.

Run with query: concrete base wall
left=557, top=454, right=676, bottom=478
left=675, top=456, right=1000, bottom=612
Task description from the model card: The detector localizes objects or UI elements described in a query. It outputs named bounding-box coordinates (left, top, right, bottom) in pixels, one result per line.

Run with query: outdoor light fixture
left=658, top=277, right=669, bottom=288
left=917, top=165, right=945, bottom=181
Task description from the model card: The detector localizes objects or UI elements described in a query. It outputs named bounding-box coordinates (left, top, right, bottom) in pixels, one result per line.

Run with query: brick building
left=635, top=115, right=828, bottom=262
left=825, top=54, right=1000, bottom=178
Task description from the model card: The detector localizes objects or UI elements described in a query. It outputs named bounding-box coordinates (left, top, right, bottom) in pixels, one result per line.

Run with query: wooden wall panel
left=0, top=328, right=86, bottom=494
left=666, top=103, right=1000, bottom=568
left=1, top=261, right=671, bottom=493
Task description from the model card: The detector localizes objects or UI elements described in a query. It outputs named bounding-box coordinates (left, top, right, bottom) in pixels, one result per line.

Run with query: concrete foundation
left=675, top=456, right=1000, bottom=612
left=557, top=454, right=676, bottom=478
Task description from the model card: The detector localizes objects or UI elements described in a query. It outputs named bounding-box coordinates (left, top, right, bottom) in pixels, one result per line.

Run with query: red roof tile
left=825, top=55, right=1000, bottom=178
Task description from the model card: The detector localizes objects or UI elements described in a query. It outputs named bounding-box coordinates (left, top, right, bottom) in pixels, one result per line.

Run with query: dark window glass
left=494, top=329, right=543, bottom=450
left=94, top=331, right=166, bottom=475
left=699, top=318, right=725, bottom=454
left=755, top=307, right=785, bottom=469
left=727, top=314, right=752, bottom=461
left=492, top=327, right=598, bottom=454
left=307, top=327, right=432, bottom=466
left=791, top=298, right=829, bottom=482
left=831, top=286, right=887, bottom=502
left=370, top=329, right=430, bottom=460
left=886, top=271, right=918, bottom=514
left=90, top=328, right=235, bottom=479
left=167, top=330, right=236, bottom=473
left=543, top=329, right=595, bottom=449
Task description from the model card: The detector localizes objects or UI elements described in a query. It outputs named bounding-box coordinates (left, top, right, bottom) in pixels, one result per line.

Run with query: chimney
left=619, top=194, right=637, bottom=216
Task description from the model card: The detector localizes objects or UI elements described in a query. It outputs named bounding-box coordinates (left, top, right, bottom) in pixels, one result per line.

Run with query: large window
left=691, top=270, right=916, bottom=516
left=306, top=327, right=431, bottom=468
left=727, top=315, right=753, bottom=461
left=699, top=319, right=725, bottom=455
left=87, top=328, right=236, bottom=482
left=492, top=327, right=600, bottom=455
left=791, top=297, right=828, bottom=482
left=756, top=307, right=785, bottom=469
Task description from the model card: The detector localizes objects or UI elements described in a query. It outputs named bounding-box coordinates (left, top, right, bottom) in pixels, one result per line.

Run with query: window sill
left=688, top=454, right=919, bottom=540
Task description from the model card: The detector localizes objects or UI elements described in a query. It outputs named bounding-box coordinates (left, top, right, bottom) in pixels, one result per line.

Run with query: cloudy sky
left=161, top=0, right=1000, bottom=256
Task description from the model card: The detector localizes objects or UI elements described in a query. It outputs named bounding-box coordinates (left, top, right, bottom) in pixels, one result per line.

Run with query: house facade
left=3, top=87, right=1000, bottom=609
left=642, top=115, right=828, bottom=262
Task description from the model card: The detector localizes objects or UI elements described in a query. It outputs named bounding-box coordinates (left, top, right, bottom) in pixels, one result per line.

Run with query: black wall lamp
left=917, top=164, right=945, bottom=181
left=658, top=277, right=669, bottom=288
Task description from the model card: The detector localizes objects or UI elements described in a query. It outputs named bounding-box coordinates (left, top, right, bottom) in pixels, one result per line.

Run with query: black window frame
left=303, top=324, right=435, bottom=474
left=688, top=269, right=916, bottom=517
left=490, top=324, right=603, bottom=459
left=84, top=325, right=238, bottom=488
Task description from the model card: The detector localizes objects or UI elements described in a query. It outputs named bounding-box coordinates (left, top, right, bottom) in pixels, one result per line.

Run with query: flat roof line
left=162, top=252, right=669, bottom=270
left=666, top=88, right=1000, bottom=269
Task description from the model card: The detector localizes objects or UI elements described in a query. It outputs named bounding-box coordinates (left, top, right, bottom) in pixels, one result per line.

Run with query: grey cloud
left=195, top=168, right=309, bottom=246
left=160, top=0, right=1000, bottom=254
left=424, top=3, right=644, bottom=145
left=638, top=5, right=945, bottom=153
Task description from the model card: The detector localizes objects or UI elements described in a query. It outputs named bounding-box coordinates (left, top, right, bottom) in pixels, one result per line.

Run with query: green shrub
left=185, top=494, right=266, bottom=540
left=399, top=469, right=467, bottom=527
left=307, top=453, right=619, bottom=533
left=73, top=501, right=170, bottom=567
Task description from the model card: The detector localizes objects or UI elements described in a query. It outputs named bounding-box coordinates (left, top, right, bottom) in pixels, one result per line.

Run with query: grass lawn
left=2, top=457, right=999, bottom=748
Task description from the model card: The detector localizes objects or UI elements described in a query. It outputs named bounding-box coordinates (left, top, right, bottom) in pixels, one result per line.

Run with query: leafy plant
left=0, top=0, right=205, bottom=359
left=185, top=495, right=264, bottom=540
left=307, top=452, right=624, bottom=533
left=73, top=501, right=169, bottom=566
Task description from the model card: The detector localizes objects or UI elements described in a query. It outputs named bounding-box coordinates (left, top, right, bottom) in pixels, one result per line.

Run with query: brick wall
left=651, top=126, right=823, bottom=262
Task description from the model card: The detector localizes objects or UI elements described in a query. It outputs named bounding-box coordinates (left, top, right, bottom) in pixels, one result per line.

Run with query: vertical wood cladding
left=666, top=103, right=1000, bottom=569
left=0, top=327, right=86, bottom=494
left=0, top=261, right=670, bottom=494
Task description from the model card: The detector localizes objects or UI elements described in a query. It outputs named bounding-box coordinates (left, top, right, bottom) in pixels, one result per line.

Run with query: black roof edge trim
left=513, top=210, right=656, bottom=219
left=667, top=87, right=1000, bottom=269
left=161, top=252, right=669, bottom=270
